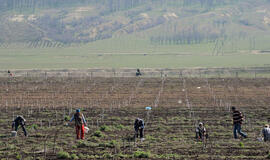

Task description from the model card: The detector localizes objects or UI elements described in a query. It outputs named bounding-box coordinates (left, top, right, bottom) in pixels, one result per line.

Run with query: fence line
left=0, top=67, right=270, bottom=78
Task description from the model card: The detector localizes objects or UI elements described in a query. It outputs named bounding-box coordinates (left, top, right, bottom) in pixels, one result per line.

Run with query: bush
left=99, top=140, right=119, bottom=149
left=31, top=124, right=38, bottom=130
left=16, top=153, right=21, bottom=160
left=77, top=140, right=99, bottom=148
left=103, top=153, right=113, bottom=158
left=57, top=151, right=70, bottom=159
left=239, top=142, right=244, bottom=148
left=88, top=136, right=100, bottom=142
left=100, top=125, right=111, bottom=132
left=71, top=153, right=79, bottom=160
left=109, top=140, right=118, bottom=148
left=78, top=153, right=86, bottom=159
left=114, top=124, right=125, bottom=130
left=64, top=115, right=70, bottom=121
left=77, top=140, right=88, bottom=148
left=93, top=130, right=104, bottom=137
left=134, top=151, right=151, bottom=158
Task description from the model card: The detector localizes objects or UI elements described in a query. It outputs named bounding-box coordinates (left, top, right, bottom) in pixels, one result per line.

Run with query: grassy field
left=1, top=36, right=270, bottom=70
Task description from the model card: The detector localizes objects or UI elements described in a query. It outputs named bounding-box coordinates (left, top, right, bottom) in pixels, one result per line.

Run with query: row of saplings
left=12, top=107, right=270, bottom=144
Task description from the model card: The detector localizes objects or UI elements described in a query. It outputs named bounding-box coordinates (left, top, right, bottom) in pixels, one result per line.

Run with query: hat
left=199, top=122, right=203, bottom=126
left=76, top=109, right=80, bottom=113
left=265, top=124, right=269, bottom=128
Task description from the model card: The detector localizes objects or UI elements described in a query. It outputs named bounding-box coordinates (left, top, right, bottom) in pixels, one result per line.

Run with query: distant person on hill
left=195, top=122, right=208, bottom=141
left=12, top=115, right=27, bottom=137
left=136, top=69, right=142, bottom=76
left=232, top=106, right=247, bottom=139
left=134, top=118, right=144, bottom=141
left=262, top=124, right=270, bottom=142
left=70, top=109, right=87, bottom=140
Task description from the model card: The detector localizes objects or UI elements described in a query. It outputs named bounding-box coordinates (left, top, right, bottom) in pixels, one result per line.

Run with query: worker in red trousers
left=70, top=109, right=87, bottom=139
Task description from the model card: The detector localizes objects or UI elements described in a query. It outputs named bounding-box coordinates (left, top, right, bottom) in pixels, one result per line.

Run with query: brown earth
left=0, top=77, right=270, bottom=159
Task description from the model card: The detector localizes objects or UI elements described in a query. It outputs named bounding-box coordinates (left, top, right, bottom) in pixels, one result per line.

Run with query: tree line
left=0, top=0, right=244, bottom=13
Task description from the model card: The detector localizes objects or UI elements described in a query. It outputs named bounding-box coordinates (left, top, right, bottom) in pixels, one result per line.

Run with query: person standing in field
left=134, top=118, right=145, bottom=141
left=232, top=106, right=247, bottom=139
left=136, top=69, right=142, bottom=76
left=195, top=122, right=208, bottom=141
left=70, top=109, right=87, bottom=140
left=262, top=124, right=270, bottom=142
left=12, top=115, right=27, bottom=137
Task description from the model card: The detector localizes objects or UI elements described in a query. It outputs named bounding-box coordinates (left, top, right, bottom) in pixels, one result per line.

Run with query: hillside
left=0, top=0, right=270, bottom=51
left=1, top=0, right=270, bottom=70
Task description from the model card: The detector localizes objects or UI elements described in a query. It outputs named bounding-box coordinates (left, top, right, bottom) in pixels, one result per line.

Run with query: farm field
left=1, top=46, right=270, bottom=69
left=0, top=77, right=270, bottom=159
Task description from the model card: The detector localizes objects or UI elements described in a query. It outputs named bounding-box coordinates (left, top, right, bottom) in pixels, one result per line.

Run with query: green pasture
left=1, top=48, right=270, bottom=70
left=1, top=35, right=270, bottom=70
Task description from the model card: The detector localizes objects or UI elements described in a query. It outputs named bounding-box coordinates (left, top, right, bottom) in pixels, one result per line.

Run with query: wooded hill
left=0, top=0, right=270, bottom=49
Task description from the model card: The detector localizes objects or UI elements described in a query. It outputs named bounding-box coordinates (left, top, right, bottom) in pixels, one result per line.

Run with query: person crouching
left=134, top=118, right=144, bottom=141
left=12, top=115, right=27, bottom=137
left=70, top=109, right=87, bottom=140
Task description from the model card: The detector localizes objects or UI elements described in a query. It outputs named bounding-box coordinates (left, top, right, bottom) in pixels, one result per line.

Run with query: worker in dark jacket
left=232, top=106, right=247, bottom=139
left=70, top=109, right=87, bottom=140
left=262, top=124, right=270, bottom=142
left=136, top=69, right=142, bottom=76
left=195, top=122, right=208, bottom=141
left=12, top=115, right=27, bottom=136
left=134, top=118, right=144, bottom=141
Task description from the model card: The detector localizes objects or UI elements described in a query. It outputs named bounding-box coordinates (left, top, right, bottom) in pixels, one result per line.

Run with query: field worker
left=195, top=122, right=208, bottom=141
left=12, top=115, right=27, bottom=136
left=8, top=70, right=12, bottom=77
left=136, top=69, right=142, bottom=76
left=262, top=124, right=270, bottom=142
left=70, top=109, right=87, bottom=140
left=134, top=118, right=145, bottom=141
left=232, top=106, right=247, bottom=139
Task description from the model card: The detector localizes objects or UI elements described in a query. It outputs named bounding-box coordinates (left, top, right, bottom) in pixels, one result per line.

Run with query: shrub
left=72, top=145, right=77, bottom=149
left=88, top=136, right=100, bottom=142
left=78, top=153, right=86, bottom=159
left=76, top=140, right=88, bottom=148
left=114, top=124, right=125, bottom=130
left=134, top=151, right=151, bottom=158
left=57, top=151, right=70, bottom=159
left=109, top=140, right=117, bottom=148
left=100, top=125, right=111, bottom=132
left=77, top=140, right=99, bottom=148
left=16, top=153, right=21, bottom=160
left=103, top=153, right=113, bottom=158
left=64, top=115, right=70, bottom=121
left=71, top=153, right=79, bottom=160
left=88, top=142, right=99, bottom=148
left=31, top=124, right=38, bottom=130
left=93, top=130, right=104, bottom=137
left=102, top=140, right=120, bottom=148
left=239, top=142, right=244, bottom=148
